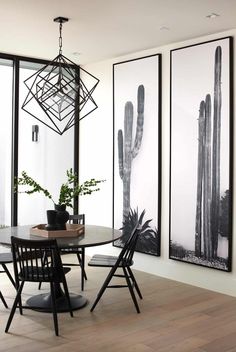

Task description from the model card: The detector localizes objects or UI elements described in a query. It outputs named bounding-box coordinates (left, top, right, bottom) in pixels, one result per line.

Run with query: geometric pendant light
left=21, top=17, right=99, bottom=135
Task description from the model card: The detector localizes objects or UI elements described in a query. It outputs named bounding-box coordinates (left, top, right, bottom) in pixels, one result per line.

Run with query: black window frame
left=0, top=52, right=79, bottom=226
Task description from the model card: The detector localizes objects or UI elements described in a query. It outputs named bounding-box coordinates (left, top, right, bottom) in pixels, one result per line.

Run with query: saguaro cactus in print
left=203, top=94, right=212, bottom=260
left=118, top=85, right=145, bottom=223
left=211, top=46, right=222, bottom=259
left=194, top=46, right=222, bottom=260
left=195, top=100, right=205, bottom=258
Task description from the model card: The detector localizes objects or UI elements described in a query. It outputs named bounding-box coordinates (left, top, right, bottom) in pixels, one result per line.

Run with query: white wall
left=79, top=28, right=236, bottom=297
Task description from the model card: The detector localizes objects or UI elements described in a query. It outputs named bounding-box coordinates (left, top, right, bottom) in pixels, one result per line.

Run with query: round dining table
left=0, top=224, right=122, bottom=312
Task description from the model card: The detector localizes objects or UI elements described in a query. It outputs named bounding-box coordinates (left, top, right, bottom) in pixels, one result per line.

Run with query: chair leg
left=90, top=268, right=115, bottom=312
left=76, top=249, right=87, bottom=291
left=81, top=249, right=87, bottom=280
left=123, top=267, right=140, bottom=313
left=127, top=266, right=143, bottom=299
left=38, top=252, right=48, bottom=290
left=50, top=282, right=59, bottom=336
left=0, top=290, right=8, bottom=308
left=15, top=278, right=23, bottom=315
left=61, top=277, right=73, bottom=318
left=2, top=264, right=16, bottom=288
left=18, top=295, right=23, bottom=315
left=5, top=281, right=24, bottom=333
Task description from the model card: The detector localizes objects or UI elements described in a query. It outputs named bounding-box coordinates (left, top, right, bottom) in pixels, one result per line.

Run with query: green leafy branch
left=15, top=168, right=105, bottom=208
left=58, top=169, right=105, bottom=207
left=14, top=171, right=54, bottom=201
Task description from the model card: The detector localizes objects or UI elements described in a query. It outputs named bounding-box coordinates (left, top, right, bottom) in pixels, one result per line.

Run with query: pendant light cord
left=59, top=21, right=63, bottom=56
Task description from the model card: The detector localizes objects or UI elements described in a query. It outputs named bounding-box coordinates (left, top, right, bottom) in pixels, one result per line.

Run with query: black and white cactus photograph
left=169, top=37, right=233, bottom=271
left=113, top=54, right=161, bottom=256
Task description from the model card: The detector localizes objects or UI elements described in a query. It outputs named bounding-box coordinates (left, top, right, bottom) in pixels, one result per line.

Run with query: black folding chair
left=88, top=223, right=142, bottom=313
left=60, top=214, right=87, bottom=291
left=5, top=236, right=73, bottom=336
left=0, top=251, right=16, bottom=308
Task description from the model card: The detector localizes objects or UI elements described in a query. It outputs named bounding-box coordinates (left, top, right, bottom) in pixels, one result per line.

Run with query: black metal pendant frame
left=22, top=53, right=99, bottom=135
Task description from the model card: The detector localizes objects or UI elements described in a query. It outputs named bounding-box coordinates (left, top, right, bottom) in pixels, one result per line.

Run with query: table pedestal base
left=26, top=291, right=88, bottom=313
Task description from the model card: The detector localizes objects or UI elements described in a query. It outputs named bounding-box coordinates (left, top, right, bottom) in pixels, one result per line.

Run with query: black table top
left=0, top=224, right=122, bottom=249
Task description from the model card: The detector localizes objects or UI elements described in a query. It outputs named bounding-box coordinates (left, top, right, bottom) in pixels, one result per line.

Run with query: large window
left=0, top=55, right=78, bottom=226
left=0, top=59, right=13, bottom=227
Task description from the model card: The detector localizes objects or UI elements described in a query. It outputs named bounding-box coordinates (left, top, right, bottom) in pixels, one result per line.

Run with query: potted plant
left=15, top=168, right=105, bottom=230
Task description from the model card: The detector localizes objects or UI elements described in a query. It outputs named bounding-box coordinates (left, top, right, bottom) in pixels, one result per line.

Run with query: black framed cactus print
left=169, top=37, right=233, bottom=271
left=113, top=54, right=161, bottom=256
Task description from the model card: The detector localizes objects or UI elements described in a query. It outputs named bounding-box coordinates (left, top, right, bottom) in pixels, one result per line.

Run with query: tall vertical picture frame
left=113, top=54, right=161, bottom=256
left=169, top=37, right=233, bottom=271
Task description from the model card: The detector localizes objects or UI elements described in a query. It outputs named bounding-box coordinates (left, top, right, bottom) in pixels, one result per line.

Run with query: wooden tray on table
left=30, top=223, right=85, bottom=238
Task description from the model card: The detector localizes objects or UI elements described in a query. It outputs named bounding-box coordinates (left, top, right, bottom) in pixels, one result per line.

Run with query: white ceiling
left=0, top=0, right=235, bottom=64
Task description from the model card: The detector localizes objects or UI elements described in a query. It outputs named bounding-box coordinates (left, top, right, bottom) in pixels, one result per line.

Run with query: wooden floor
left=1, top=255, right=236, bottom=352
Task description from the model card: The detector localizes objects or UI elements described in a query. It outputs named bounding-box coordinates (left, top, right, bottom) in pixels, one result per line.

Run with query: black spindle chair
left=88, top=223, right=142, bottom=313
left=5, top=236, right=73, bottom=336
left=0, top=250, right=16, bottom=308
left=60, top=214, right=87, bottom=291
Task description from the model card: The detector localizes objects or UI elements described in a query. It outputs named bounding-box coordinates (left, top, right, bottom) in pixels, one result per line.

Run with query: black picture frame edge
left=228, top=35, right=234, bottom=272
left=112, top=53, right=162, bottom=257
left=113, top=52, right=162, bottom=68
left=170, top=35, right=233, bottom=55
left=169, top=36, right=233, bottom=272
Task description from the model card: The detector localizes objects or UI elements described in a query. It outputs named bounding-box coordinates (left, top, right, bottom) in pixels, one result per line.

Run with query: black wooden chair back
left=61, top=213, right=87, bottom=291
left=69, top=214, right=85, bottom=225
left=116, top=223, right=140, bottom=267
left=11, top=236, right=64, bottom=283
left=5, top=236, right=73, bottom=336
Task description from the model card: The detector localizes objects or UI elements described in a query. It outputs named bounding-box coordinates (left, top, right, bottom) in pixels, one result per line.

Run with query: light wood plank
left=0, top=255, right=236, bottom=352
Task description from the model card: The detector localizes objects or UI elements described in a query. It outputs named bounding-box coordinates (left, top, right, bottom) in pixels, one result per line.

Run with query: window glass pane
left=0, top=59, right=13, bottom=227
left=18, top=61, right=74, bottom=225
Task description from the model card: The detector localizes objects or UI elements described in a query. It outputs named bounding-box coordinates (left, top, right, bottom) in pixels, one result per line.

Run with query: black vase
left=54, top=204, right=69, bottom=230
left=45, top=210, right=58, bottom=231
